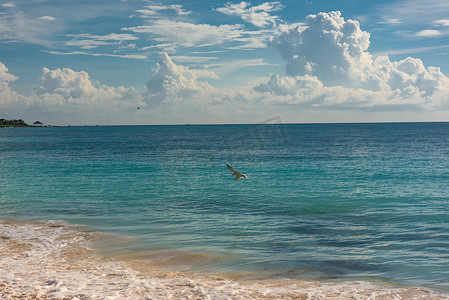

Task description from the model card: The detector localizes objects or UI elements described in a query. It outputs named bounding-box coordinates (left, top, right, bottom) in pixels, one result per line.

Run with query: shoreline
left=1, top=220, right=449, bottom=299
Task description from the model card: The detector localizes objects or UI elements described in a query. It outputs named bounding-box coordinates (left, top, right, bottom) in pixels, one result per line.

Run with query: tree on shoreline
left=0, top=118, right=31, bottom=127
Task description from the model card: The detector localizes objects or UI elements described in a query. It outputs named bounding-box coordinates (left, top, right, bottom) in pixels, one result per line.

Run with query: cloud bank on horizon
left=1, top=2, right=449, bottom=124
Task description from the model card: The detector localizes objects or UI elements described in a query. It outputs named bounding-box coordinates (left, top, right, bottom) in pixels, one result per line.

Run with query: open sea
left=1, top=122, right=449, bottom=297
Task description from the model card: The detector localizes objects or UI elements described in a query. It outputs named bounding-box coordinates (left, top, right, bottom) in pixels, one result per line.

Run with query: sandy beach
left=1, top=220, right=448, bottom=300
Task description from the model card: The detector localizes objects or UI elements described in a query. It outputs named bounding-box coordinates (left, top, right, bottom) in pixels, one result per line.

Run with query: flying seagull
left=227, top=164, right=248, bottom=181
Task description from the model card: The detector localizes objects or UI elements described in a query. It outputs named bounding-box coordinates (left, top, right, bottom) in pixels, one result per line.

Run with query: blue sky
left=1, top=0, right=449, bottom=125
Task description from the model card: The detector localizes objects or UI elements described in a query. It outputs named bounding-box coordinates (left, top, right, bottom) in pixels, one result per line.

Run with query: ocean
left=1, top=122, right=449, bottom=298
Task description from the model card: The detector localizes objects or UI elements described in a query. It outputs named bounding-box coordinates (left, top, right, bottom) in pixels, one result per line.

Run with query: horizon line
left=18, top=120, right=449, bottom=127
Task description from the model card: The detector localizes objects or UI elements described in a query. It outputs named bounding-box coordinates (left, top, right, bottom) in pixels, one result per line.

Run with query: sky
left=1, top=0, right=449, bottom=125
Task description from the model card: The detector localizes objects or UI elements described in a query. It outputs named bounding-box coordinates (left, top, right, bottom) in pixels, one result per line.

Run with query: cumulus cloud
left=37, top=68, right=98, bottom=101
left=0, top=61, right=17, bottom=83
left=143, top=53, right=216, bottom=105
left=1, top=55, right=229, bottom=124
left=2, top=9, right=449, bottom=125
left=261, top=11, right=449, bottom=110
left=18, top=66, right=144, bottom=125
left=217, top=1, right=283, bottom=27
left=1, top=60, right=147, bottom=124
left=0, top=62, right=20, bottom=107
left=137, top=52, right=275, bottom=123
left=36, top=67, right=141, bottom=107
left=270, top=12, right=374, bottom=87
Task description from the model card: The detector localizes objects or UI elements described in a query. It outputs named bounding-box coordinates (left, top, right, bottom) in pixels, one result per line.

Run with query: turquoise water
left=1, top=123, right=449, bottom=291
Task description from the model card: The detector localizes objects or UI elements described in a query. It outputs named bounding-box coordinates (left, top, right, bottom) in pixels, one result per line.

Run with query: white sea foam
left=1, top=220, right=448, bottom=299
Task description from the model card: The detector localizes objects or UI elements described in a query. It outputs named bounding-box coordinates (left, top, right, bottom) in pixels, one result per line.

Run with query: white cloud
left=209, top=58, right=276, bottom=77
left=38, top=16, right=56, bottom=21
left=123, top=20, right=244, bottom=47
left=270, top=11, right=374, bottom=87
left=0, top=62, right=20, bottom=108
left=0, top=1, right=142, bottom=48
left=257, top=11, right=449, bottom=111
left=35, top=67, right=138, bottom=105
left=0, top=61, right=17, bottom=83
left=217, top=1, right=283, bottom=27
left=126, top=2, right=275, bottom=52
left=411, top=19, right=449, bottom=39
left=389, top=57, right=448, bottom=96
left=228, top=32, right=273, bottom=49
left=140, top=51, right=446, bottom=122
left=1, top=60, right=147, bottom=124
left=2, top=7, right=449, bottom=125
left=169, top=55, right=219, bottom=64
left=65, top=33, right=139, bottom=49
left=375, top=0, right=449, bottom=43
left=254, top=74, right=325, bottom=104
left=37, top=68, right=95, bottom=101
left=374, top=45, right=449, bottom=56
left=143, top=53, right=216, bottom=105
left=42, top=50, right=148, bottom=60
left=434, top=19, right=449, bottom=27
left=67, top=33, right=139, bottom=41
left=136, top=4, right=191, bottom=18
left=0, top=9, right=55, bottom=46
left=65, top=39, right=111, bottom=49
left=255, top=72, right=448, bottom=112
left=1, top=2, right=15, bottom=8
left=377, top=18, right=402, bottom=25
left=415, top=29, right=443, bottom=37
left=20, top=66, right=144, bottom=124
left=380, top=0, right=449, bottom=25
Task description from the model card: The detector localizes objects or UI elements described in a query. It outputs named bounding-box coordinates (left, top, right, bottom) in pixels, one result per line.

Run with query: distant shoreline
left=2, top=120, right=449, bottom=128
left=31, top=121, right=449, bottom=127
left=0, top=119, right=59, bottom=128
left=0, top=119, right=31, bottom=127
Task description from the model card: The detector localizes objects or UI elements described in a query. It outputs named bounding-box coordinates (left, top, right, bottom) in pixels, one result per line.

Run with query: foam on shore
left=1, top=220, right=448, bottom=299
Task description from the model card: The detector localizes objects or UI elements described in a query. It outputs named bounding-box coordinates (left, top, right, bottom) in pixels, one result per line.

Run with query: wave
left=1, top=220, right=448, bottom=299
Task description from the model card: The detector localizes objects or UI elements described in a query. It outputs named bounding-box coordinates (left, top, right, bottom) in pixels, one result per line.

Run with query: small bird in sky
left=227, top=164, right=248, bottom=181
left=137, top=107, right=140, bottom=110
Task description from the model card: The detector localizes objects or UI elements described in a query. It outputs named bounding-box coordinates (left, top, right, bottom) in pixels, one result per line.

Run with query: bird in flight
left=227, top=164, right=248, bottom=181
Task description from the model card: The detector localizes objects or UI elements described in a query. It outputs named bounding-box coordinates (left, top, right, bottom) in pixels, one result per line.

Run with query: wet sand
left=1, top=220, right=448, bottom=299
